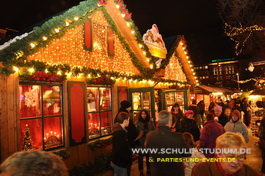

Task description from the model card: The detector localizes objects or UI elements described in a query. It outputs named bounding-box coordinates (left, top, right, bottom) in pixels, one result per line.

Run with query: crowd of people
left=0, top=98, right=263, bottom=176
left=110, top=99, right=263, bottom=176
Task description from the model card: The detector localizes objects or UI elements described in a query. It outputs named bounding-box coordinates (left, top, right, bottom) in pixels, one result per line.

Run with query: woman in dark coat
left=180, top=110, right=200, bottom=142
left=171, top=103, right=184, bottom=132
left=135, top=110, right=155, bottom=175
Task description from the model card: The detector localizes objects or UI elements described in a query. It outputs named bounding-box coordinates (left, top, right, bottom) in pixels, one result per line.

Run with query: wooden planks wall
left=0, top=74, right=19, bottom=162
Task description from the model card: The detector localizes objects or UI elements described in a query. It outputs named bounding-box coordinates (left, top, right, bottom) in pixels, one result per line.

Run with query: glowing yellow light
left=66, top=72, right=72, bottom=77
left=139, top=44, right=143, bottom=48
left=146, top=58, right=150, bottom=62
left=126, top=22, right=131, bottom=27
left=186, top=56, right=189, bottom=59
left=45, top=69, right=48, bottom=73
left=123, top=78, right=127, bottom=81
left=87, top=74, right=91, bottom=78
left=182, top=47, right=185, bottom=50
left=184, top=51, right=187, bottom=55
left=196, top=80, right=199, bottom=82
left=55, top=28, right=60, bottom=33
left=65, top=21, right=70, bottom=26
left=150, top=64, right=153, bottom=69
left=196, top=83, right=200, bottom=86
left=29, top=68, right=35, bottom=73
left=212, top=92, right=223, bottom=96
left=116, top=5, right=120, bottom=8
left=131, top=30, right=135, bottom=34
left=30, top=43, right=36, bottom=48
left=121, top=14, right=125, bottom=18
left=188, top=60, right=191, bottom=63
left=189, top=64, right=193, bottom=67
left=143, top=51, right=146, bottom=55
left=57, top=71, right=62, bottom=75
left=74, top=17, right=79, bottom=21
left=193, top=73, right=196, bottom=75
left=13, top=66, right=19, bottom=72
left=180, top=42, right=183, bottom=46
left=42, top=36, right=47, bottom=41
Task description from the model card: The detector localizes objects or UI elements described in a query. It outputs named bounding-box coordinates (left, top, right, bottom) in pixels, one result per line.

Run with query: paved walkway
left=101, top=129, right=265, bottom=176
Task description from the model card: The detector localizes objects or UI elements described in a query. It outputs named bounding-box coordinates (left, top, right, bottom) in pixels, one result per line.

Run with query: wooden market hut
left=0, top=0, right=198, bottom=170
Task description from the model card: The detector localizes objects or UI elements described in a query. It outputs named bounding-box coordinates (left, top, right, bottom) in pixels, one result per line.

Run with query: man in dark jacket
left=145, top=110, right=191, bottom=176
left=116, top=100, right=139, bottom=149
left=111, top=112, right=132, bottom=176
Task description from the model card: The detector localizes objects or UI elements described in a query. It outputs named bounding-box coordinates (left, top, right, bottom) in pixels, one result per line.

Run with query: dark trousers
left=138, top=153, right=150, bottom=171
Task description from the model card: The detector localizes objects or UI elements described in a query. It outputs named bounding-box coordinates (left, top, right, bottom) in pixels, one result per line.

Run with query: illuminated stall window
left=19, top=83, right=64, bottom=150
left=87, top=86, right=112, bottom=139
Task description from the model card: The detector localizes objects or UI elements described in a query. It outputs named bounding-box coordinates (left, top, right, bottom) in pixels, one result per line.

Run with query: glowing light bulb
left=13, top=66, right=19, bottom=72
left=29, top=68, right=35, bottom=73
left=42, top=36, right=47, bottom=41
left=30, top=43, right=36, bottom=48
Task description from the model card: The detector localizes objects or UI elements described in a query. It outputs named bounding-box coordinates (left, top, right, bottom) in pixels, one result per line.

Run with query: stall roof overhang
left=250, top=89, right=265, bottom=95
left=194, top=85, right=240, bottom=94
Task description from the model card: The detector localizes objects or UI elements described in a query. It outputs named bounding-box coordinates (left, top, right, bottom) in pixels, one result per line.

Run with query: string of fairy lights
left=224, top=23, right=265, bottom=55
left=3, top=0, right=199, bottom=87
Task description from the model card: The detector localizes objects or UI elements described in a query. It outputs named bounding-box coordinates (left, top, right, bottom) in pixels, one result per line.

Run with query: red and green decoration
left=19, top=70, right=66, bottom=82
left=87, top=75, right=115, bottom=85
left=88, top=137, right=112, bottom=151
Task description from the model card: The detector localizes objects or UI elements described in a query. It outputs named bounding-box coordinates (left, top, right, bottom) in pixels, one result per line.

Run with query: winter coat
left=115, top=108, right=139, bottom=148
left=217, top=114, right=229, bottom=127
left=172, top=113, right=183, bottom=132
left=111, top=123, right=132, bottom=168
left=224, top=120, right=249, bottom=143
left=200, top=120, right=225, bottom=158
left=145, top=126, right=191, bottom=176
left=135, top=120, right=155, bottom=147
left=180, top=117, right=200, bottom=141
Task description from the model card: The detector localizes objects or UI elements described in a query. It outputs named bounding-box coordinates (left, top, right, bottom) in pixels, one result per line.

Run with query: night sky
left=0, top=0, right=235, bottom=65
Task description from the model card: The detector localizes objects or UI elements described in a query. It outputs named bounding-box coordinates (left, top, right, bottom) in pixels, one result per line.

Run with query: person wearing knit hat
left=115, top=100, right=137, bottom=176
left=180, top=110, right=200, bottom=141
left=117, top=100, right=132, bottom=115
left=184, top=110, right=194, bottom=118
left=224, top=110, right=249, bottom=143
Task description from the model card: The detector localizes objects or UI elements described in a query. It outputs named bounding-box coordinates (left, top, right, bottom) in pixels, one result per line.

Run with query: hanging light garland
left=224, top=23, right=265, bottom=55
